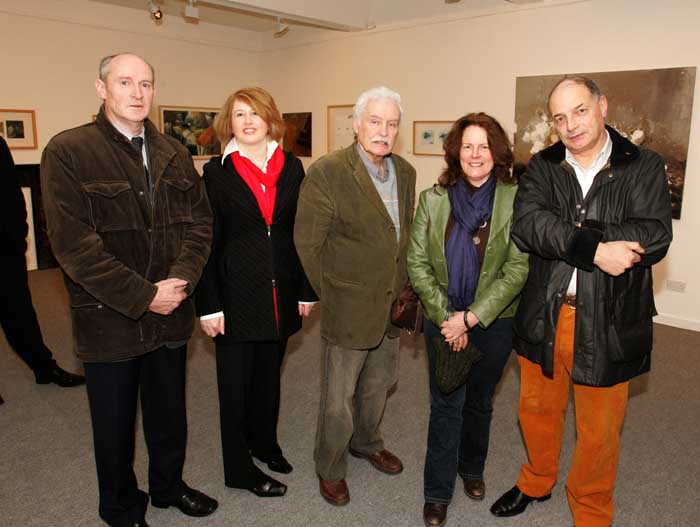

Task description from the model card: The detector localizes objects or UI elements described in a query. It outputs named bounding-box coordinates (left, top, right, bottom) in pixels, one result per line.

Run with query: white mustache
left=370, top=137, right=390, bottom=145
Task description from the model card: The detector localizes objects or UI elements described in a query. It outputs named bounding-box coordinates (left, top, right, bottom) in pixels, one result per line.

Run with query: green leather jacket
left=407, top=181, right=528, bottom=328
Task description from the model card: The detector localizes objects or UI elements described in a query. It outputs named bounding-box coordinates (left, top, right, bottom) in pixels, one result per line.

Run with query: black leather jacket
left=511, top=126, right=672, bottom=387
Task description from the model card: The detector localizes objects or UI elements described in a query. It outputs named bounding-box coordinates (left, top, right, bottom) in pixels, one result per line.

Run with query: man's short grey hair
left=547, top=75, right=602, bottom=113
left=353, top=86, right=403, bottom=121
left=99, top=53, right=155, bottom=82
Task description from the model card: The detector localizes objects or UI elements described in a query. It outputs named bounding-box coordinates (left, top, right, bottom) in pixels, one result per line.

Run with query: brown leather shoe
left=423, top=502, right=447, bottom=527
left=463, top=478, right=485, bottom=500
left=319, top=477, right=350, bottom=506
left=349, top=448, right=404, bottom=474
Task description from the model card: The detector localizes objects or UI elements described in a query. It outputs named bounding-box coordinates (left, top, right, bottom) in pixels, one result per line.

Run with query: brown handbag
left=390, top=281, right=424, bottom=335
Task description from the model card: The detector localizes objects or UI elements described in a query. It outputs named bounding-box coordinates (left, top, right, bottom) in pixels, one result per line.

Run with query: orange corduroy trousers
left=516, top=304, right=629, bottom=527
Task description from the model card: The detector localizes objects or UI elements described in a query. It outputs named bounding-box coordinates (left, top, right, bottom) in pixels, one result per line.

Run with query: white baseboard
left=653, top=314, right=700, bottom=332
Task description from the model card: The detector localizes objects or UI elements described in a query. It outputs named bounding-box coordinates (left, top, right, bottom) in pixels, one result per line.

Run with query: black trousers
left=0, top=250, right=54, bottom=377
left=84, top=345, right=187, bottom=527
left=216, top=339, right=287, bottom=487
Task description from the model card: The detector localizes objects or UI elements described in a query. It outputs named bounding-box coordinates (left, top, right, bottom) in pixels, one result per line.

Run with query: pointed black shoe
left=35, top=362, right=85, bottom=387
left=490, top=485, right=551, bottom=517
left=266, top=456, right=293, bottom=474
left=151, top=484, right=218, bottom=517
left=248, top=473, right=287, bottom=498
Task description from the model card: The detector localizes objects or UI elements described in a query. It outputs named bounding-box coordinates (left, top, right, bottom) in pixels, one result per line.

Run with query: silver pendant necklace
left=473, top=220, right=488, bottom=245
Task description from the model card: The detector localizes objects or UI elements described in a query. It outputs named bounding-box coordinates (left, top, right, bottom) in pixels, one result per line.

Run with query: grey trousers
left=314, top=333, right=400, bottom=480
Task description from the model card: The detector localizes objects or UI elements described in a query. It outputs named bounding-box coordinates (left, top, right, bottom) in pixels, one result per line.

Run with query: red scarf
left=230, top=145, right=285, bottom=226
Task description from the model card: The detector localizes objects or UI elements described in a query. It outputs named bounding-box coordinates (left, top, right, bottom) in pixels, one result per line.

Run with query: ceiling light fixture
left=184, top=0, right=199, bottom=20
left=148, top=1, right=163, bottom=20
left=273, top=17, right=290, bottom=38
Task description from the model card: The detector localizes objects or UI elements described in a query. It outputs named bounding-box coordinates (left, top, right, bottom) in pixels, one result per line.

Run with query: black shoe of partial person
left=266, top=456, right=293, bottom=474
left=151, top=484, right=218, bottom=517
left=423, top=502, right=447, bottom=527
left=34, top=362, right=85, bottom=387
left=490, top=485, right=551, bottom=517
left=249, top=473, right=287, bottom=498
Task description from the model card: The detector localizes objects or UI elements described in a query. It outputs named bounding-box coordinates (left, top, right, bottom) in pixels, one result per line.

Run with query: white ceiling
left=88, top=0, right=557, bottom=33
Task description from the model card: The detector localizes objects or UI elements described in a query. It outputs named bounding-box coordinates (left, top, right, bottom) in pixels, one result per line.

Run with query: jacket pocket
left=606, top=287, right=654, bottom=363
left=163, top=176, right=195, bottom=224
left=83, top=180, right=139, bottom=232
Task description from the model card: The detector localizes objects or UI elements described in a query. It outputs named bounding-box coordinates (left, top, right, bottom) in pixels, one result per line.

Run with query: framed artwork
left=327, top=104, right=355, bottom=153
left=0, top=109, right=37, bottom=149
left=282, top=112, right=312, bottom=157
left=413, top=121, right=453, bottom=156
left=514, top=67, right=696, bottom=219
left=158, top=106, right=221, bottom=159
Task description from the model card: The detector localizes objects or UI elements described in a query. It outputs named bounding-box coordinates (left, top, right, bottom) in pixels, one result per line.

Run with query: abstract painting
left=514, top=67, right=696, bottom=219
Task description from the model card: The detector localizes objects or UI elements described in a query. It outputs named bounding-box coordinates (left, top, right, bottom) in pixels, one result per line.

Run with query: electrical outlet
left=666, top=279, right=686, bottom=293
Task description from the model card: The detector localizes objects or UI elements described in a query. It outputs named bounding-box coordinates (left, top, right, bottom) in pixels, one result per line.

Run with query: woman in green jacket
left=407, top=113, right=528, bottom=527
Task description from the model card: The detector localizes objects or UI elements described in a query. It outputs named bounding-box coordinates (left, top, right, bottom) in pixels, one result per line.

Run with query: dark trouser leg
left=84, top=359, right=148, bottom=527
left=458, top=318, right=513, bottom=480
left=423, top=318, right=466, bottom=504
left=139, top=344, right=187, bottom=502
left=215, top=341, right=260, bottom=488
left=249, top=339, right=287, bottom=462
left=0, top=252, right=54, bottom=376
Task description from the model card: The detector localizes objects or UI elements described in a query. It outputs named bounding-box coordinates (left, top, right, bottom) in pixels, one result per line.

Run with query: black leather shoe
left=490, top=485, right=550, bottom=517
left=249, top=473, right=287, bottom=498
left=266, top=456, right=293, bottom=474
left=130, top=522, right=149, bottom=527
left=151, top=484, right=218, bottom=517
left=35, top=363, right=85, bottom=387
left=423, top=502, right=447, bottom=527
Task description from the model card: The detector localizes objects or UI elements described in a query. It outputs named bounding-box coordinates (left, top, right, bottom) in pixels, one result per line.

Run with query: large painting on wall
left=159, top=106, right=220, bottom=159
left=514, top=67, right=696, bottom=219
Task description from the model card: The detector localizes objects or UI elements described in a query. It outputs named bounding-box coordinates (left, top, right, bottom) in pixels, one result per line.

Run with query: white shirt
left=566, top=130, right=612, bottom=294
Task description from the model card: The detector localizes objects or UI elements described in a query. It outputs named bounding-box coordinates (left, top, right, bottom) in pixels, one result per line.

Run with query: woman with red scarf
left=196, top=87, right=317, bottom=498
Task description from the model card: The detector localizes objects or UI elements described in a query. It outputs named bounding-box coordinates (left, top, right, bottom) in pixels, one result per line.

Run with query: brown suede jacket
left=40, top=108, right=212, bottom=362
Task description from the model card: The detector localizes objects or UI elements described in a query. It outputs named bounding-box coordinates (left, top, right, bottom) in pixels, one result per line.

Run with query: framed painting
left=413, top=121, right=452, bottom=156
left=514, top=67, right=696, bottom=219
left=0, top=109, right=37, bottom=149
left=327, top=104, right=355, bottom=153
left=282, top=112, right=312, bottom=157
left=158, top=106, right=221, bottom=159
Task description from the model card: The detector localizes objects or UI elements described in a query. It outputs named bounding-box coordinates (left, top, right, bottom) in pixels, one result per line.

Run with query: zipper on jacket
left=268, top=225, right=280, bottom=331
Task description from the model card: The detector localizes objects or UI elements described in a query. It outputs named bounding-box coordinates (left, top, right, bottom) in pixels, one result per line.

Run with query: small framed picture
left=158, top=106, right=221, bottom=159
left=282, top=112, right=312, bottom=157
left=327, top=104, right=355, bottom=153
left=0, top=109, right=38, bottom=149
left=413, top=120, right=453, bottom=156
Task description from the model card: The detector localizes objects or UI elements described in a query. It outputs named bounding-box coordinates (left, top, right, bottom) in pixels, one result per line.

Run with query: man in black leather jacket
left=490, top=76, right=672, bottom=527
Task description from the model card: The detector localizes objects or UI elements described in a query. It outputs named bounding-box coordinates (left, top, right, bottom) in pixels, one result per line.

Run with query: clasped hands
left=441, top=311, right=479, bottom=352
left=148, top=278, right=188, bottom=315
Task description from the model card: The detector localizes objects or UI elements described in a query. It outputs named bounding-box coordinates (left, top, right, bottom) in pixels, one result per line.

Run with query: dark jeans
left=215, top=339, right=287, bottom=488
left=84, top=345, right=187, bottom=527
left=423, top=316, right=513, bottom=504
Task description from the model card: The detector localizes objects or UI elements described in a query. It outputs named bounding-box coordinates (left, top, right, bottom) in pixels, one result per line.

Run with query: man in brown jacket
left=295, top=86, right=416, bottom=506
left=41, top=53, right=216, bottom=527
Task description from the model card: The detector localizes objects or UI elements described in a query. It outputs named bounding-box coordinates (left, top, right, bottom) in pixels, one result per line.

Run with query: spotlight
left=273, top=17, right=289, bottom=38
left=149, top=1, right=163, bottom=20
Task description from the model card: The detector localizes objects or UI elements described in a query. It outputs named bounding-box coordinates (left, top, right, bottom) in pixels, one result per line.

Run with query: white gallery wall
left=0, top=0, right=698, bottom=330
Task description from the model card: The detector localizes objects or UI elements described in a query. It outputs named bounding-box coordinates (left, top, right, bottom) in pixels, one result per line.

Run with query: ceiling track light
left=273, top=17, right=290, bottom=38
left=148, top=1, right=163, bottom=21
